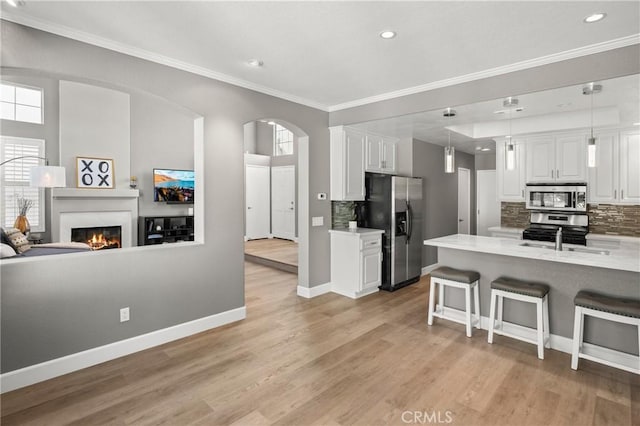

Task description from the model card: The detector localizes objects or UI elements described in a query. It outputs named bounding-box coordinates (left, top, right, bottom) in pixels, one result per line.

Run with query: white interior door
left=476, top=170, right=500, bottom=236
left=271, top=165, right=296, bottom=240
left=458, top=167, right=470, bottom=234
left=245, top=165, right=270, bottom=240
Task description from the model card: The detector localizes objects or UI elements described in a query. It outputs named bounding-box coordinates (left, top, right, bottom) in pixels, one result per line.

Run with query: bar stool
left=427, top=266, right=480, bottom=337
left=487, top=277, right=550, bottom=360
left=571, top=290, right=640, bottom=374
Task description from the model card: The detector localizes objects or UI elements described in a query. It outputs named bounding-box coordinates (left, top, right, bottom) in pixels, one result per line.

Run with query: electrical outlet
left=120, top=307, right=130, bottom=323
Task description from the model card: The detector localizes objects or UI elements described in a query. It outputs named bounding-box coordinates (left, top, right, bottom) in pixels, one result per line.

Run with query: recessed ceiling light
left=267, top=121, right=276, bottom=126
left=380, top=31, right=396, bottom=39
left=584, top=13, right=606, bottom=23
left=246, top=59, right=264, bottom=68
left=481, top=148, right=491, bottom=152
left=633, top=122, right=640, bottom=126
left=6, top=0, right=19, bottom=6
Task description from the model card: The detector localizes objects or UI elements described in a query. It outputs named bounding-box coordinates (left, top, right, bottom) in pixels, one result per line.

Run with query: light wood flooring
left=245, top=238, right=298, bottom=273
left=2, top=263, right=638, bottom=425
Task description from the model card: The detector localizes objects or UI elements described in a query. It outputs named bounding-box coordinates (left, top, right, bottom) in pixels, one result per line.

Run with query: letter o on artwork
left=98, top=161, right=110, bottom=173
left=81, top=173, right=93, bottom=186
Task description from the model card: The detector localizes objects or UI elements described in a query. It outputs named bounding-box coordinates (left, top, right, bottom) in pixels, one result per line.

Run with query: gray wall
left=130, top=91, right=196, bottom=217
left=1, top=21, right=330, bottom=372
left=474, top=152, right=496, bottom=171
left=412, top=139, right=476, bottom=267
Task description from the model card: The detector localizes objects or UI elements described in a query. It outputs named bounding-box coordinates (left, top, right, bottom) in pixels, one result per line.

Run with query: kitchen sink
left=519, top=242, right=610, bottom=255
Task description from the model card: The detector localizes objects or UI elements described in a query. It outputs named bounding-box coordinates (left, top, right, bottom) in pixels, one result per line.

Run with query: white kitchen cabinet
left=587, top=129, right=640, bottom=204
left=365, top=133, right=397, bottom=174
left=330, top=126, right=365, bottom=201
left=495, top=138, right=526, bottom=201
left=329, top=228, right=383, bottom=299
left=619, top=130, right=640, bottom=203
left=525, top=133, right=587, bottom=183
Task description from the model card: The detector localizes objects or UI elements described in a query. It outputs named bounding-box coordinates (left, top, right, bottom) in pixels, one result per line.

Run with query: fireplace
left=71, top=225, right=122, bottom=250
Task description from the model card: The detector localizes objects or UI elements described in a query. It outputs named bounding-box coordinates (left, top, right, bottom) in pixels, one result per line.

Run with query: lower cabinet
left=329, top=229, right=383, bottom=299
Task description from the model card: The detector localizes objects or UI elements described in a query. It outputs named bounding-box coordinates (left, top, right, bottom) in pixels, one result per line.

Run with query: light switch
left=312, top=216, right=324, bottom=227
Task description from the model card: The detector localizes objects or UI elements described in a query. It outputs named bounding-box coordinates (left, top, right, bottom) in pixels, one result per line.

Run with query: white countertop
left=329, top=227, right=384, bottom=236
left=424, top=234, right=640, bottom=273
left=487, top=226, right=524, bottom=234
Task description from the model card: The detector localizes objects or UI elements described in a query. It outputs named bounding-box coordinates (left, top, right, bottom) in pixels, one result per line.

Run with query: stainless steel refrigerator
left=357, top=173, right=423, bottom=291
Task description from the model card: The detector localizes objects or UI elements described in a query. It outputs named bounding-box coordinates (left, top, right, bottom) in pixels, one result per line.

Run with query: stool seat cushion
left=491, top=277, right=549, bottom=298
left=574, top=290, right=640, bottom=318
left=430, top=266, right=480, bottom=284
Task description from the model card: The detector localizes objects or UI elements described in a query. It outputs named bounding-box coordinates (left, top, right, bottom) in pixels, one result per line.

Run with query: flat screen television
left=153, top=168, right=194, bottom=204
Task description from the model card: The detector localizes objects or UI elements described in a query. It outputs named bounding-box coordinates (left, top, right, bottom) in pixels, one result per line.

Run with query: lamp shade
left=30, top=166, right=66, bottom=187
left=444, top=146, right=455, bottom=174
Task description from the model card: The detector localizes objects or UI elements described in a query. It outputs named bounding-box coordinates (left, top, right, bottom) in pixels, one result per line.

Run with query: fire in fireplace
left=71, top=226, right=121, bottom=250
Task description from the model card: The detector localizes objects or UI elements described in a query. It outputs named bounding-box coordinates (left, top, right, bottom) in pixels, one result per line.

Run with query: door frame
left=457, top=167, right=471, bottom=234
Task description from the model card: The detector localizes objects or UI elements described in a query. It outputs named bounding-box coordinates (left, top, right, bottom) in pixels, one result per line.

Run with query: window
left=273, top=124, right=294, bottom=156
left=1, top=136, right=45, bottom=232
left=0, top=82, right=43, bottom=124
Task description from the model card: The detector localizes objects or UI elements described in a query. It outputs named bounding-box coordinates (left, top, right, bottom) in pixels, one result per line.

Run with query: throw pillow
left=4, top=227, right=31, bottom=254
left=1, top=228, right=18, bottom=252
left=0, top=243, right=16, bottom=258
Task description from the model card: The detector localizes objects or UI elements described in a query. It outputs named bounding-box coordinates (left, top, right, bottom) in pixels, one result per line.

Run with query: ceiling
left=352, top=73, right=640, bottom=154
left=1, top=1, right=639, bottom=112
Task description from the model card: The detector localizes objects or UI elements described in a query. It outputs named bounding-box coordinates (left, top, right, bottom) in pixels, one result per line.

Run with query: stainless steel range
left=523, top=183, right=589, bottom=245
left=523, top=212, right=589, bottom=245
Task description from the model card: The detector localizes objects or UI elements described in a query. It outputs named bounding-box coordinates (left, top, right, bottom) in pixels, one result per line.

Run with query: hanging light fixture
left=583, top=82, right=602, bottom=168
left=504, top=97, right=518, bottom=171
left=443, top=107, right=456, bottom=174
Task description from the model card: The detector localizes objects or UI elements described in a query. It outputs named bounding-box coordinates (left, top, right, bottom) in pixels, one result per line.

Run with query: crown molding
left=2, top=12, right=638, bottom=115
left=0, top=12, right=331, bottom=112
left=327, top=34, right=640, bottom=112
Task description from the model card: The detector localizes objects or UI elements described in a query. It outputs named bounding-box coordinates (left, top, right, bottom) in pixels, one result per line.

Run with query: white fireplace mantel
left=52, top=188, right=140, bottom=199
left=51, top=187, right=139, bottom=246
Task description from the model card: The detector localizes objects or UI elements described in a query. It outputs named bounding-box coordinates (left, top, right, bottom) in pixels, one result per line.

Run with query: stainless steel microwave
left=525, top=183, right=587, bottom=212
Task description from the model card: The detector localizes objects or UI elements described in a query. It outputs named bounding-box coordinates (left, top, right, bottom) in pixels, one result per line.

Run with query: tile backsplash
left=587, top=204, right=640, bottom=237
left=500, top=202, right=640, bottom=237
left=331, top=201, right=356, bottom=229
left=500, top=202, right=530, bottom=228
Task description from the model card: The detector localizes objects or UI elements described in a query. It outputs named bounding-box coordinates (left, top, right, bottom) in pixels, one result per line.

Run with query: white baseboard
left=421, top=263, right=440, bottom=276
left=297, top=282, right=331, bottom=298
left=0, top=306, right=247, bottom=393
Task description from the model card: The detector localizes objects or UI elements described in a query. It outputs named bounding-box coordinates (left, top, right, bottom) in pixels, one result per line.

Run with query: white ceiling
left=1, top=1, right=639, bottom=112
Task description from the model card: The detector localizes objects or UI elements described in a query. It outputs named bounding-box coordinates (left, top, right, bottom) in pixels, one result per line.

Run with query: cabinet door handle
left=551, top=170, right=554, bottom=179
left=614, top=189, right=617, bottom=199
left=557, top=169, right=560, bottom=179
left=621, top=189, right=624, bottom=199
left=521, top=189, right=524, bottom=198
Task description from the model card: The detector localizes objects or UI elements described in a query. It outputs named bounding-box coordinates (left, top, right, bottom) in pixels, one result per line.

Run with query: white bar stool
left=427, top=266, right=480, bottom=337
left=571, top=290, right=640, bottom=374
left=487, top=277, right=550, bottom=360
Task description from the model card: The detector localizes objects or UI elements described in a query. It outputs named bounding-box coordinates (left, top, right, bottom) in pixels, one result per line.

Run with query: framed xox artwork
left=76, top=157, right=114, bottom=189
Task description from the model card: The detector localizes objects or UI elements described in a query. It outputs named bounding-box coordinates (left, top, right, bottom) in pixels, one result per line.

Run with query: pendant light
left=504, top=97, right=518, bottom=171
left=443, top=107, right=456, bottom=174
left=583, top=83, right=602, bottom=168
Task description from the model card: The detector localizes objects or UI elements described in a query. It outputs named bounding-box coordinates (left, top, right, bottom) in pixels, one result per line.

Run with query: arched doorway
left=242, top=119, right=309, bottom=290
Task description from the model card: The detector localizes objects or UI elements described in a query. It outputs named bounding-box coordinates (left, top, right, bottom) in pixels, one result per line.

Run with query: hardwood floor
left=245, top=238, right=298, bottom=273
left=2, top=263, right=638, bottom=425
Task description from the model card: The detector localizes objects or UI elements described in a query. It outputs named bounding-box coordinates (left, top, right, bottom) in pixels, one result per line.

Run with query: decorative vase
left=14, top=215, right=30, bottom=235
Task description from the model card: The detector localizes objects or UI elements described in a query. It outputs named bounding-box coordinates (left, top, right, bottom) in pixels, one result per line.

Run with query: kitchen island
left=424, top=234, right=640, bottom=358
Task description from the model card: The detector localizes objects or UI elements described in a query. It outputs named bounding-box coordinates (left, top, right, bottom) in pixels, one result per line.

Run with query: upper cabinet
left=495, top=137, right=526, bottom=201
left=330, top=126, right=365, bottom=201
left=365, top=133, right=397, bottom=174
left=525, top=133, right=587, bottom=183
left=590, top=130, right=640, bottom=204
left=330, top=126, right=400, bottom=201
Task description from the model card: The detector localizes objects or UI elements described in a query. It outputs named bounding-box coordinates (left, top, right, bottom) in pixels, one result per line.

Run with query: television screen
left=153, top=169, right=194, bottom=203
